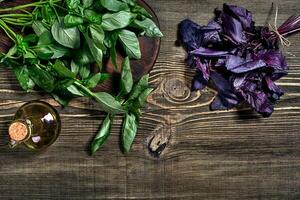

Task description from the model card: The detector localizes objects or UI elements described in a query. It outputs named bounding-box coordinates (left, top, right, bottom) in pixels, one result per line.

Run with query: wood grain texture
left=0, top=0, right=300, bottom=199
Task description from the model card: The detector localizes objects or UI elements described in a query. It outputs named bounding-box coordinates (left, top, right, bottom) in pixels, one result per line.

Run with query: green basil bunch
left=0, top=0, right=162, bottom=154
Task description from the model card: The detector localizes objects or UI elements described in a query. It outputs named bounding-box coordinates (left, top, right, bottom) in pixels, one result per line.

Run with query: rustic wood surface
left=0, top=0, right=300, bottom=199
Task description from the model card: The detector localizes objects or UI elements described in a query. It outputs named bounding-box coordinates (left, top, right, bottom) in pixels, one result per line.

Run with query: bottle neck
left=8, top=119, right=32, bottom=148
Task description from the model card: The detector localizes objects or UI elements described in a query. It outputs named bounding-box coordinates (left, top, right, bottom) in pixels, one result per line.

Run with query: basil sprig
left=0, top=0, right=161, bottom=154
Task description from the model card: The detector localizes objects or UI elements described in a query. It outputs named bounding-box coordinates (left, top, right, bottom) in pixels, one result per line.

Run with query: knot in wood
left=164, top=78, right=190, bottom=102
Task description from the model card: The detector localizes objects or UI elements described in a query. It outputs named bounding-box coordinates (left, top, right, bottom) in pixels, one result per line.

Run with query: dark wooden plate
left=0, top=0, right=161, bottom=93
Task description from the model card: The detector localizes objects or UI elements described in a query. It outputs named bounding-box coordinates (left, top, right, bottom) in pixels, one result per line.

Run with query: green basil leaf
left=89, top=24, right=106, bottom=50
left=64, top=14, right=84, bottom=28
left=23, top=34, right=38, bottom=44
left=37, top=31, right=53, bottom=45
left=82, top=0, right=94, bottom=8
left=132, top=5, right=152, bottom=18
left=132, top=18, right=163, bottom=37
left=118, top=29, right=141, bottom=59
left=84, top=34, right=103, bottom=68
left=0, top=45, right=17, bottom=63
left=127, top=74, right=149, bottom=102
left=41, top=4, right=56, bottom=24
left=105, top=32, right=118, bottom=69
left=51, top=18, right=81, bottom=49
left=66, top=0, right=80, bottom=10
left=71, top=60, right=80, bottom=75
left=13, top=66, right=35, bottom=91
left=85, top=73, right=110, bottom=88
left=35, top=44, right=69, bottom=60
left=93, top=92, right=125, bottom=114
left=79, top=64, right=90, bottom=79
left=101, top=11, right=136, bottom=31
left=74, top=41, right=95, bottom=65
left=28, top=65, right=55, bottom=92
left=32, top=21, right=48, bottom=36
left=91, top=115, right=112, bottom=154
left=100, top=0, right=129, bottom=12
left=24, top=51, right=36, bottom=59
left=120, top=0, right=135, bottom=6
left=120, top=57, right=133, bottom=96
left=136, top=87, right=153, bottom=107
left=53, top=60, right=75, bottom=78
left=67, top=84, right=84, bottom=96
left=84, top=9, right=102, bottom=24
left=122, top=112, right=138, bottom=153
left=35, top=32, right=70, bottom=59
left=52, top=80, right=77, bottom=106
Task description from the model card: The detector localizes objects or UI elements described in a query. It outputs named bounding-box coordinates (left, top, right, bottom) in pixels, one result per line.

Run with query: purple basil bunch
left=178, top=3, right=300, bottom=117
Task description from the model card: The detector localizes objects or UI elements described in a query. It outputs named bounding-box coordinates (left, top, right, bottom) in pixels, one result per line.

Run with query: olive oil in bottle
left=8, top=100, right=61, bottom=150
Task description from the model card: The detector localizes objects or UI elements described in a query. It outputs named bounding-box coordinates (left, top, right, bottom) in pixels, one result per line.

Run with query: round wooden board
left=0, top=0, right=161, bottom=93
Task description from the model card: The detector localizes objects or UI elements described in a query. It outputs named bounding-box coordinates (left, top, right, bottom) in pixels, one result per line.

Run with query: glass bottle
left=8, top=100, right=61, bottom=150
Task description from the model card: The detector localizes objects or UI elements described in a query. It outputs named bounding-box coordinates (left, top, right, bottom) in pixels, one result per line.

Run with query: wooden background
left=1, top=0, right=300, bottom=199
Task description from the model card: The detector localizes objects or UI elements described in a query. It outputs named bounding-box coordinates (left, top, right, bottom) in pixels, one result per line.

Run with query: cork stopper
left=9, top=122, right=29, bottom=142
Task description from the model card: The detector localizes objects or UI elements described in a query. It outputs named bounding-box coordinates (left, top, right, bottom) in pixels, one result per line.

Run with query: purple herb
left=178, top=3, right=300, bottom=117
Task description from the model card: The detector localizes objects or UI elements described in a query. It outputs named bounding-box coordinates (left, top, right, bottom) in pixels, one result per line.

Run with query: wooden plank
left=0, top=0, right=300, bottom=199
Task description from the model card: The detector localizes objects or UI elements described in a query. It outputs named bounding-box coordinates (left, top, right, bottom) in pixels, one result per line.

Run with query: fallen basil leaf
left=122, top=112, right=138, bottom=153
left=91, top=115, right=112, bottom=154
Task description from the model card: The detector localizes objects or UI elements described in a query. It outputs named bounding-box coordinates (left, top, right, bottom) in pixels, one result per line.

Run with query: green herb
left=91, top=114, right=112, bottom=154
left=122, top=113, right=138, bottom=153
left=0, top=0, right=161, bottom=154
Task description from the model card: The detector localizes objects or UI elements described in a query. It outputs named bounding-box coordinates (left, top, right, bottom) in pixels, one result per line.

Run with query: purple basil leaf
left=226, top=55, right=266, bottom=73
left=202, top=21, right=222, bottom=44
left=223, top=3, right=253, bottom=29
left=178, top=19, right=203, bottom=51
left=221, top=12, right=247, bottom=44
left=239, top=90, right=274, bottom=117
left=190, top=47, right=229, bottom=57
left=264, top=76, right=284, bottom=101
left=191, top=59, right=210, bottom=91
left=210, top=71, right=239, bottom=110
left=256, top=50, right=287, bottom=71
left=192, top=72, right=208, bottom=91
left=195, top=58, right=210, bottom=80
